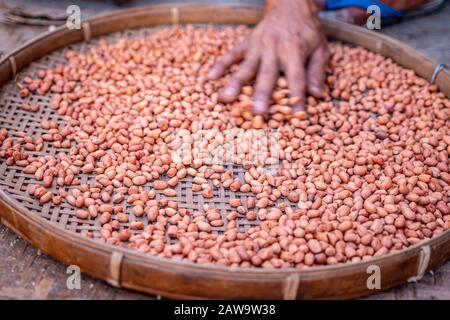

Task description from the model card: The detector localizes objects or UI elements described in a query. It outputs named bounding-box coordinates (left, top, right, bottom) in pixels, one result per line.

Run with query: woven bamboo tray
left=0, top=3, right=449, bottom=300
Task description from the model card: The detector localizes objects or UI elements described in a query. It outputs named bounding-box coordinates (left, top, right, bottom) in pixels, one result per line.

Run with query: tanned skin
left=209, top=0, right=431, bottom=116
left=209, top=0, right=329, bottom=116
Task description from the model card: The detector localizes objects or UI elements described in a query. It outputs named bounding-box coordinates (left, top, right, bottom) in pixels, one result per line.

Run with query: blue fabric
left=326, top=0, right=405, bottom=19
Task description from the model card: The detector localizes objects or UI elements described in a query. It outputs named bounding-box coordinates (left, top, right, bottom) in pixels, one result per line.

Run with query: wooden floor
left=0, top=0, right=449, bottom=300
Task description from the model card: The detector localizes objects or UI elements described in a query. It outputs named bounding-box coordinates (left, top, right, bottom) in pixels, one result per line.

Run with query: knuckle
left=254, top=89, right=270, bottom=99
left=298, top=46, right=308, bottom=58
left=259, top=63, right=276, bottom=76
left=244, top=50, right=260, bottom=65
left=288, top=67, right=304, bottom=83
left=290, top=36, right=304, bottom=47
left=233, top=74, right=247, bottom=83
left=289, top=75, right=302, bottom=86
left=288, top=73, right=305, bottom=90
left=238, top=68, right=254, bottom=80
left=228, top=77, right=242, bottom=88
left=308, top=75, right=320, bottom=85
left=261, top=33, right=279, bottom=46
left=258, top=74, right=275, bottom=85
left=319, top=44, right=331, bottom=60
left=223, top=53, right=237, bottom=64
left=229, top=48, right=242, bottom=58
left=234, top=40, right=248, bottom=52
left=214, top=60, right=226, bottom=69
left=322, top=49, right=331, bottom=61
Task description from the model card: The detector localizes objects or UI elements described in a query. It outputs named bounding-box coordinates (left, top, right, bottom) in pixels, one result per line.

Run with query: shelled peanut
left=1, top=25, right=449, bottom=269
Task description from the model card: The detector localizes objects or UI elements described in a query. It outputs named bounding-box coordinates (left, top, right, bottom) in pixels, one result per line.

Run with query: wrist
left=265, top=0, right=317, bottom=16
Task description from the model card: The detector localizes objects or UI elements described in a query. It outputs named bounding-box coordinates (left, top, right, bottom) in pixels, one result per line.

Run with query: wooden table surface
left=0, top=0, right=449, bottom=300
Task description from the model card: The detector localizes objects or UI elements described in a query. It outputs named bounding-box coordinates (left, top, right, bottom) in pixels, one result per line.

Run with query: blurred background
left=0, top=0, right=449, bottom=64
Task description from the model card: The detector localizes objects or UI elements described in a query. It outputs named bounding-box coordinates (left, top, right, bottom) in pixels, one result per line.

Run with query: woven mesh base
left=0, top=27, right=298, bottom=244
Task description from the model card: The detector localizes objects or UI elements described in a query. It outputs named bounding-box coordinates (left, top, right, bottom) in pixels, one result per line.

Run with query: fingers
left=220, top=51, right=260, bottom=103
left=306, top=45, right=329, bottom=98
left=253, top=49, right=277, bottom=116
left=282, top=46, right=307, bottom=114
left=208, top=42, right=247, bottom=80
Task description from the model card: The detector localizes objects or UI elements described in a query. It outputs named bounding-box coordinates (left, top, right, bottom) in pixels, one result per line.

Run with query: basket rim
left=0, top=2, right=262, bottom=64
left=0, top=3, right=450, bottom=275
left=1, top=187, right=449, bottom=277
left=0, top=3, right=450, bottom=298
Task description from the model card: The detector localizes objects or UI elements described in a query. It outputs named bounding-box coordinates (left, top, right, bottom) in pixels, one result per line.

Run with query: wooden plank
left=0, top=223, right=150, bottom=299
left=2, top=221, right=449, bottom=299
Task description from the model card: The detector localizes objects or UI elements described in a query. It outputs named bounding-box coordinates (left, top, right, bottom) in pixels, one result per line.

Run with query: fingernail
left=310, top=84, right=324, bottom=97
left=220, top=86, right=238, bottom=102
left=252, top=115, right=264, bottom=129
left=208, top=69, right=219, bottom=79
left=292, top=104, right=307, bottom=120
left=253, top=100, right=267, bottom=115
left=223, top=86, right=236, bottom=97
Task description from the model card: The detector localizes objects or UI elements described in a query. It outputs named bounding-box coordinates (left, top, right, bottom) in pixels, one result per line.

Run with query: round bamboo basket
left=0, top=3, right=449, bottom=300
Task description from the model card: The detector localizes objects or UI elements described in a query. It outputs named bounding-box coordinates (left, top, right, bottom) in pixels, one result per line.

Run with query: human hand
left=208, top=0, right=329, bottom=117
